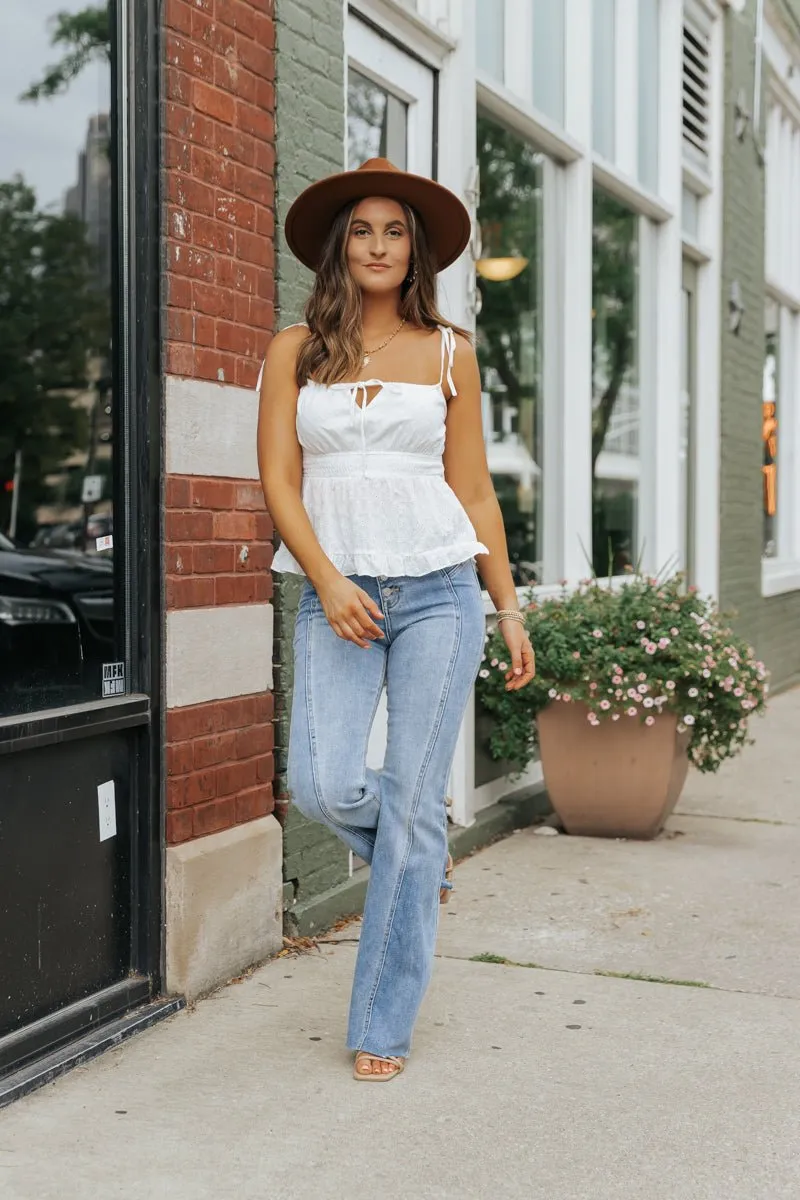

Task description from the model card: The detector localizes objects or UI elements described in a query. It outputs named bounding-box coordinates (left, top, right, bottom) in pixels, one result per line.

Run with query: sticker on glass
left=102, top=661, right=125, bottom=697
left=96, top=535, right=113, bottom=551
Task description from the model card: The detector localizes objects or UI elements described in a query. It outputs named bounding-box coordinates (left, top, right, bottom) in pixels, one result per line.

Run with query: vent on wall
left=683, top=17, right=711, bottom=162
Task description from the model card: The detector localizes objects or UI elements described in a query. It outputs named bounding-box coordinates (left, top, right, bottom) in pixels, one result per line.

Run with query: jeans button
left=378, top=574, right=387, bottom=581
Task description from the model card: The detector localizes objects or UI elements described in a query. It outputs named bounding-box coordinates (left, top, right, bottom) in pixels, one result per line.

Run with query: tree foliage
left=20, top=4, right=109, bottom=102
left=0, top=177, right=107, bottom=536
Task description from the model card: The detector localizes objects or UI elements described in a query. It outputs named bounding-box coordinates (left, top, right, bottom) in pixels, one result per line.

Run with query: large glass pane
left=638, top=0, right=660, bottom=190
left=476, top=0, right=505, bottom=82
left=763, top=299, right=779, bottom=559
left=532, top=0, right=565, bottom=123
left=347, top=69, right=407, bottom=169
left=476, top=115, right=544, bottom=591
left=592, top=190, right=640, bottom=576
left=593, top=0, right=616, bottom=159
left=0, top=0, right=117, bottom=717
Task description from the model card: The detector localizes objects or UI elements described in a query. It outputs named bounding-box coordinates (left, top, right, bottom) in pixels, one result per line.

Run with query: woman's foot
left=353, top=1051, right=405, bottom=1081
left=440, top=852, right=454, bottom=904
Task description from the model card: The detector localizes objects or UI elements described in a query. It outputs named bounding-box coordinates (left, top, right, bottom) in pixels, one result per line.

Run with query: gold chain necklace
left=362, top=319, right=405, bottom=367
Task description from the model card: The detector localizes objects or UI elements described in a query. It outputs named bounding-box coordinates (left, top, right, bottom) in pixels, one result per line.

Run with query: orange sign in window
left=762, top=401, right=777, bottom=517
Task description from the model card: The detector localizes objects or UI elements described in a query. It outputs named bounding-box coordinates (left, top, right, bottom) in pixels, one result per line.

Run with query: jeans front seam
left=354, top=570, right=464, bottom=1053
left=303, top=610, right=381, bottom=847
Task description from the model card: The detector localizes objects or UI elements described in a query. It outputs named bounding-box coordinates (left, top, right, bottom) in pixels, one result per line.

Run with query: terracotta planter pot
left=536, top=700, right=691, bottom=839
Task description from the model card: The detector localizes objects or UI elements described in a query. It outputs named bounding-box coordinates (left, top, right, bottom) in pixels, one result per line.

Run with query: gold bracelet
left=495, top=609, right=525, bottom=625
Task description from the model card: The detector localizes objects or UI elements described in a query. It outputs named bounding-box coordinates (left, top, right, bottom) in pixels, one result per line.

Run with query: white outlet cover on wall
left=98, top=780, right=117, bottom=842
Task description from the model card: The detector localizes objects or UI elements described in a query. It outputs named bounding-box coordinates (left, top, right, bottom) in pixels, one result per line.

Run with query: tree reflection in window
left=592, top=190, right=640, bottom=577
left=475, top=115, right=544, bottom=587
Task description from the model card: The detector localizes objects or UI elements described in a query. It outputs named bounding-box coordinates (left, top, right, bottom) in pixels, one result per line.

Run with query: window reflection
left=763, top=300, right=779, bottom=559
left=347, top=69, right=407, bottom=169
left=592, top=190, right=640, bottom=577
left=475, top=115, right=544, bottom=590
left=0, top=0, right=116, bottom=717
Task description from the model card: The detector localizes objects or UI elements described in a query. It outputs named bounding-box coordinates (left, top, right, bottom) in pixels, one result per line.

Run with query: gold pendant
left=363, top=354, right=370, bottom=366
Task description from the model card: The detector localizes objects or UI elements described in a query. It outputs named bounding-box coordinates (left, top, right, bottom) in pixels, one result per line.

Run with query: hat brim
left=284, top=168, right=472, bottom=274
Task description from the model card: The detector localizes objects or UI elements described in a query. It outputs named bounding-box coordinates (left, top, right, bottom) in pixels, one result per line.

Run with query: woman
left=256, top=157, right=535, bottom=1082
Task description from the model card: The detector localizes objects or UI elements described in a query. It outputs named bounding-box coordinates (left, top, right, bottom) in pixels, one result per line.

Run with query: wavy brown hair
left=295, top=199, right=471, bottom=387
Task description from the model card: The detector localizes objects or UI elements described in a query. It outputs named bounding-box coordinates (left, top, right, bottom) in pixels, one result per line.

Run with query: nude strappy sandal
left=440, top=852, right=454, bottom=904
left=353, top=1052, right=406, bottom=1081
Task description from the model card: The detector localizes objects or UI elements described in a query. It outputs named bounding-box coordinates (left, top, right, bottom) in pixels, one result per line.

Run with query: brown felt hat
left=284, top=157, right=472, bottom=274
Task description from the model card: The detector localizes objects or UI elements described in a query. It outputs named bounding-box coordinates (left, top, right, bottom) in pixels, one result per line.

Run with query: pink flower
left=612, top=713, right=621, bottom=721
left=643, top=698, right=654, bottom=708
left=688, top=687, right=698, bottom=698
left=646, top=643, right=657, bottom=654
left=562, top=693, right=571, bottom=703
left=592, top=629, right=603, bottom=638
left=658, top=637, right=671, bottom=649
left=683, top=715, right=696, bottom=726
left=702, top=669, right=711, bottom=678
left=671, top=628, right=679, bottom=637
left=665, top=681, right=676, bottom=691
left=637, top=683, right=649, bottom=694
left=491, top=658, right=498, bottom=667
left=627, top=707, right=637, bottom=716
left=636, top=621, right=646, bottom=630
left=628, top=688, right=639, bottom=699
left=572, top=651, right=581, bottom=659
left=645, top=715, right=655, bottom=726
left=734, top=687, right=743, bottom=697
left=498, top=662, right=507, bottom=671
left=600, top=699, right=611, bottom=710
left=612, top=675, right=623, bottom=685
left=615, top=689, right=623, bottom=699
left=589, top=682, right=598, bottom=691
left=637, top=673, right=647, bottom=682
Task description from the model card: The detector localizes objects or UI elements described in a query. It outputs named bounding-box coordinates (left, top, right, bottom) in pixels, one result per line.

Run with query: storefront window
left=592, top=190, right=640, bottom=577
left=475, top=114, right=544, bottom=591
left=348, top=69, right=407, bottom=169
left=532, top=0, right=565, bottom=124
left=593, top=0, right=616, bottom=159
left=0, top=0, right=117, bottom=717
left=763, top=299, right=779, bottom=559
left=638, top=0, right=660, bottom=190
left=476, top=0, right=505, bottom=83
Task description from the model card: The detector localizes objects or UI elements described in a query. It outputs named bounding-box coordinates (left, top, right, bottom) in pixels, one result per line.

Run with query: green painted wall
left=719, top=0, right=800, bottom=688
left=274, top=0, right=349, bottom=915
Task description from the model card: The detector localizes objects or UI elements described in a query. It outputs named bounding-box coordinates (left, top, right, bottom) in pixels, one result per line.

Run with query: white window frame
left=761, top=10, right=800, bottom=595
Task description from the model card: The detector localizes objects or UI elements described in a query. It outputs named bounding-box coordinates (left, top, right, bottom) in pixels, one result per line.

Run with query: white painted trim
left=683, top=161, right=713, bottom=197
left=647, top=0, right=684, bottom=577
left=761, top=560, right=800, bottom=596
left=348, top=0, right=456, bottom=64
left=681, top=234, right=713, bottom=265
left=166, top=604, right=274, bottom=708
left=591, top=157, right=675, bottom=222
left=165, top=375, right=260, bottom=480
left=691, top=1, right=724, bottom=601
left=476, top=76, right=584, bottom=164
left=557, top=6, right=593, bottom=584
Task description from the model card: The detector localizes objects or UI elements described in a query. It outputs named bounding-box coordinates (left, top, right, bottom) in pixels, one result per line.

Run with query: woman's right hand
left=316, top=574, right=385, bottom=648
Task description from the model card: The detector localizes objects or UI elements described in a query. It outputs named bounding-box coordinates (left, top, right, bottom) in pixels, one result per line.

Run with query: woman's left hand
left=498, top=621, right=536, bottom=690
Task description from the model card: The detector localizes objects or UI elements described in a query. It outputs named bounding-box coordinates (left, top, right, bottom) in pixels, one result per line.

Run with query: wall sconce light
left=475, top=256, right=529, bottom=282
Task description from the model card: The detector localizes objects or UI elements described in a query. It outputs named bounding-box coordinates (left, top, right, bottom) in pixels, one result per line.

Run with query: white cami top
left=261, top=324, right=490, bottom=578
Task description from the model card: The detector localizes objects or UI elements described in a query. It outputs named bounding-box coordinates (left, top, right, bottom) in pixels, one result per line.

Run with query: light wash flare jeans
left=287, top=558, right=486, bottom=1061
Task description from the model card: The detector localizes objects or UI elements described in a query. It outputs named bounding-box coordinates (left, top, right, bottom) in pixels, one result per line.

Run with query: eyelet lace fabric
left=263, top=326, right=490, bottom=577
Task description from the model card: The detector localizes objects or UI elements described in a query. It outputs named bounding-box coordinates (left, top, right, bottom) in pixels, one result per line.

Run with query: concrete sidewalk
left=2, top=691, right=799, bottom=1200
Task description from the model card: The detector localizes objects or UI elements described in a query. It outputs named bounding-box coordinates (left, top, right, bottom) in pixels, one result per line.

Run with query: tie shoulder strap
left=438, top=325, right=458, bottom=397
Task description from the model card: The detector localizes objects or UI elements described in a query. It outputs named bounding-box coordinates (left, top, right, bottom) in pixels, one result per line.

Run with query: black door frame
left=0, top=0, right=163, bottom=1076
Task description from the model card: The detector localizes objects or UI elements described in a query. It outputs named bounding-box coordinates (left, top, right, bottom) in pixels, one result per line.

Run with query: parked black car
left=0, top=533, right=114, bottom=716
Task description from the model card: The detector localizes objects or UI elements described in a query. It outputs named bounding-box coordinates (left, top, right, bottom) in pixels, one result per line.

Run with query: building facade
left=3, top=0, right=799, bottom=1097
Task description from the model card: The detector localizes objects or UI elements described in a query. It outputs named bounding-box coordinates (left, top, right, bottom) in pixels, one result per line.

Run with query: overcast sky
left=1, top=0, right=110, bottom=211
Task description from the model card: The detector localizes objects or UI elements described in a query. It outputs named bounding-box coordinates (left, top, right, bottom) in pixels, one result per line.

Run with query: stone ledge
left=166, top=815, right=283, bottom=1001
left=283, top=786, right=552, bottom=938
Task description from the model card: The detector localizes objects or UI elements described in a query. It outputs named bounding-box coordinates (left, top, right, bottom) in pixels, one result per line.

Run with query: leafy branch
left=20, top=5, right=110, bottom=102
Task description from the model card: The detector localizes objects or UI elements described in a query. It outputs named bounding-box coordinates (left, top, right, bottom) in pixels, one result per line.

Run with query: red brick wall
left=162, top=0, right=276, bottom=846
left=163, top=0, right=275, bottom=388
